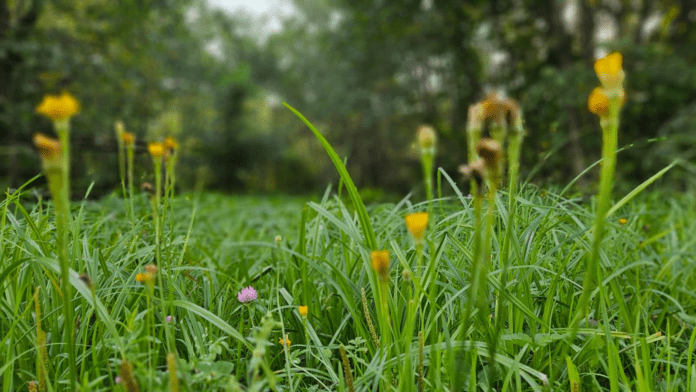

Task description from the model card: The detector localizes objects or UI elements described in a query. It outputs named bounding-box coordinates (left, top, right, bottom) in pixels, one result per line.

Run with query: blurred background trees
left=1, top=0, right=695, bottom=197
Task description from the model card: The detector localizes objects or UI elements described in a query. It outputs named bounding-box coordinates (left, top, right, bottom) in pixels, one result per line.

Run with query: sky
left=206, top=0, right=295, bottom=37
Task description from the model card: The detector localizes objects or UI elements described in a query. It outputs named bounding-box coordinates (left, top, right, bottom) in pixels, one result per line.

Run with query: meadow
left=1, top=53, right=696, bottom=392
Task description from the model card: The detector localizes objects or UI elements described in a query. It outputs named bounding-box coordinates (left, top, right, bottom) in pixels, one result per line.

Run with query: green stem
left=570, top=97, right=620, bottom=342
left=52, top=119, right=77, bottom=390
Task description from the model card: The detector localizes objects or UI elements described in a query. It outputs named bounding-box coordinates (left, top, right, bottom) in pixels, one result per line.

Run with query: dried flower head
left=237, top=286, right=258, bottom=303
left=121, top=132, right=135, bottom=146
left=164, top=136, right=179, bottom=151
left=594, top=52, right=624, bottom=90
left=467, top=102, right=486, bottom=132
left=459, top=159, right=486, bottom=193
left=148, top=142, right=165, bottom=158
left=36, top=92, right=80, bottom=121
left=588, top=87, right=610, bottom=117
left=298, top=306, right=308, bottom=317
left=145, top=264, right=158, bottom=276
left=405, top=213, right=429, bottom=242
left=371, top=250, right=390, bottom=281
left=141, top=182, right=154, bottom=195
left=33, top=133, right=62, bottom=161
left=476, top=138, right=502, bottom=170
left=482, top=92, right=520, bottom=125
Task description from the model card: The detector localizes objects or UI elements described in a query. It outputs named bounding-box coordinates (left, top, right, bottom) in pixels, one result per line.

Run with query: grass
left=1, top=167, right=695, bottom=391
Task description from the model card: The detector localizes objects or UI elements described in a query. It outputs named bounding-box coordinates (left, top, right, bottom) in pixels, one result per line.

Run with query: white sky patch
left=206, top=0, right=296, bottom=39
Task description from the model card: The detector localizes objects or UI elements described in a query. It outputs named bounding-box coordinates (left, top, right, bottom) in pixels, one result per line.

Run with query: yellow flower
left=121, top=132, right=135, bottom=146
left=135, top=273, right=148, bottom=283
left=405, top=213, right=428, bottom=241
left=588, top=87, right=609, bottom=117
left=594, top=52, right=624, bottom=90
left=371, top=250, right=390, bottom=281
left=33, top=133, right=62, bottom=161
left=619, top=218, right=627, bottom=225
left=164, top=136, right=179, bottom=151
left=299, top=306, right=308, bottom=317
left=417, top=126, right=436, bottom=150
left=36, top=92, right=80, bottom=121
left=279, top=336, right=291, bottom=347
left=148, top=142, right=165, bottom=158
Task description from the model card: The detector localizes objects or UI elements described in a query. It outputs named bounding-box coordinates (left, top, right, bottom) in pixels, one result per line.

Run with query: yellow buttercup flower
left=619, top=218, right=627, bottom=225
left=371, top=250, right=390, bottom=281
left=588, top=87, right=609, bottom=117
left=405, top=213, right=428, bottom=241
left=594, top=52, right=624, bottom=90
left=135, top=273, right=148, bottom=283
left=164, top=136, right=179, bottom=151
left=299, top=306, right=308, bottom=317
left=148, top=142, right=165, bottom=158
left=36, top=92, right=80, bottom=121
left=33, top=133, right=62, bottom=161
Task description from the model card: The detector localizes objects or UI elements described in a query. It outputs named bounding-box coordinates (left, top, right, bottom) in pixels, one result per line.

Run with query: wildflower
left=482, top=92, right=519, bottom=125
left=141, top=182, right=154, bottom=195
left=166, top=315, right=175, bottom=323
left=594, top=52, right=624, bottom=90
left=148, top=142, right=165, bottom=158
left=298, top=306, right=308, bottom=318
left=459, top=159, right=486, bottom=193
left=371, top=250, right=390, bottom=281
left=405, top=213, right=428, bottom=242
left=619, top=218, right=627, bottom=225
left=121, top=132, right=135, bottom=146
left=145, top=264, right=158, bottom=276
left=28, top=381, right=38, bottom=392
left=33, top=133, right=62, bottom=162
left=237, top=286, right=258, bottom=303
left=588, top=87, right=610, bottom=117
left=36, top=91, right=80, bottom=121
left=417, top=125, right=436, bottom=150
left=476, top=138, right=502, bottom=170
left=279, top=335, right=291, bottom=347
left=275, top=235, right=282, bottom=244
left=135, top=273, right=149, bottom=283
left=115, top=377, right=122, bottom=384
left=164, top=136, right=179, bottom=151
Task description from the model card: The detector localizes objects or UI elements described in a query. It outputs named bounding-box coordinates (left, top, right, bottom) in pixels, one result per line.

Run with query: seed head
left=476, top=138, right=502, bottom=170
left=459, top=159, right=486, bottom=193
left=417, top=125, right=436, bottom=150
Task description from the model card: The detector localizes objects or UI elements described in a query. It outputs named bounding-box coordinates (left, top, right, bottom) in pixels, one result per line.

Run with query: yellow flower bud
left=36, top=92, right=80, bottom=121
left=405, top=213, right=428, bottom=241
left=371, top=250, right=390, bottom=281
left=594, top=52, right=624, bottom=89
left=279, top=336, right=291, bottom=347
left=33, top=133, right=62, bottom=161
left=148, top=142, right=165, bottom=158
left=299, top=306, right=308, bottom=317
left=588, top=87, right=610, bottom=117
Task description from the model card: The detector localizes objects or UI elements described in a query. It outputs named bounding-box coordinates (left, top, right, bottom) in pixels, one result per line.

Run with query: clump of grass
left=0, top=54, right=691, bottom=392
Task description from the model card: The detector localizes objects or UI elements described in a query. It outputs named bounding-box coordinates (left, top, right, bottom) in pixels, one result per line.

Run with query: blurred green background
left=1, top=0, right=695, bottom=198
